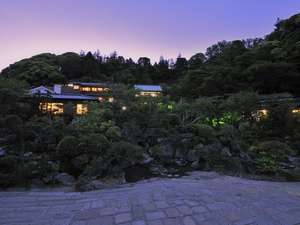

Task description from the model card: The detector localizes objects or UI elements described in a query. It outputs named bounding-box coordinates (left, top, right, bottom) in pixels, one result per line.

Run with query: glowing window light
left=91, top=87, right=98, bottom=92
left=67, top=83, right=74, bottom=87
left=81, top=87, right=91, bottom=92
left=292, top=109, right=300, bottom=114
left=254, top=109, right=269, bottom=121
left=39, top=102, right=64, bottom=115
left=73, top=85, right=80, bottom=90
left=108, top=97, right=114, bottom=103
left=76, top=104, right=88, bottom=115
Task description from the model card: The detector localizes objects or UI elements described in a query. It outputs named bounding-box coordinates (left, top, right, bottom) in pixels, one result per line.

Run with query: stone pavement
left=0, top=172, right=300, bottom=225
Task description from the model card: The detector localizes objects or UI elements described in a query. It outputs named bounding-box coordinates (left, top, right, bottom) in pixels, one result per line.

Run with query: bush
left=78, top=134, right=110, bottom=156
left=252, top=141, right=293, bottom=174
left=57, top=136, right=79, bottom=158
left=105, top=126, right=122, bottom=140
left=192, top=124, right=215, bottom=143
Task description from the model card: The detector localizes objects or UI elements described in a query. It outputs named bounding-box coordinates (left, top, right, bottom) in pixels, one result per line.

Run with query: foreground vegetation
left=1, top=13, right=300, bottom=189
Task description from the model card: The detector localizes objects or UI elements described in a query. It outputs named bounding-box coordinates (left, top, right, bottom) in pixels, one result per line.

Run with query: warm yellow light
left=259, top=109, right=268, bottom=116
left=254, top=109, right=269, bottom=121
left=138, top=91, right=159, bottom=97
left=76, top=104, right=88, bottom=115
left=82, top=87, right=91, bottom=92
left=39, top=102, right=64, bottom=114
left=91, top=87, right=98, bottom=92
left=292, top=109, right=300, bottom=114
left=97, top=88, right=103, bottom=92
left=73, top=85, right=80, bottom=90
left=108, top=97, right=114, bottom=103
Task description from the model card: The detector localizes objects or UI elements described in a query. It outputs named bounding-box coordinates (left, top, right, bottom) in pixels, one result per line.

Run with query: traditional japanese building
left=29, top=82, right=162, bottom=115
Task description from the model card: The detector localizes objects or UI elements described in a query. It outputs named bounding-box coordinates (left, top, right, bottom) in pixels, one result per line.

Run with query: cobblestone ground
left=1, top=172, right=300, bottom=225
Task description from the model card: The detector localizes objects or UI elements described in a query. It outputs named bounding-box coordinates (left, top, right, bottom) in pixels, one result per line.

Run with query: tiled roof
left=134, top=85, right=162, bottom=92
left=50, top=94, right=96, bottom=100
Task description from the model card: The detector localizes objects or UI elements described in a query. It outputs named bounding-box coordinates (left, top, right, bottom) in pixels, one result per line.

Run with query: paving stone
left=154, top=201, right=169, bottom=209
left=163, top=218, right=182, bottom=225
left=1, top=171, right=300, bottom=225
left=183, top=216, right=197, bottom=225
left=71, top=221, right=87, bottom=225
left=132, top=220, right=147, bottom=225
left=148, top=220, right=164, bottom=225
left=86, top=216, right=114, bottom=225
left=143, top=203, right=157, bottom=211
left=191, top=206, right=207, bottom=214
left=100, top=207, right=116, bottom=216
left=176, top=205, right=192, bottom=216
left=115, top=213, right=132, bottom=224
left=132, top=206, right=144, bottom=220
left=164, top=207, right=180, bottom=218
left=145, top=211, right=166, bottom=220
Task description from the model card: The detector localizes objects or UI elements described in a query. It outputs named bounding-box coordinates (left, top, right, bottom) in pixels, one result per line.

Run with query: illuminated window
left=67, top=83, right=74, bottom=87
left=76, top=104, right=88, bottom=115
left=98, top=97, right=104, bottom=102
left=254, top=109, right=269, bottom=121
left=73, top=85, right=80, bottom=90
left=292, top=108, right=300, bottom=114
left=104, top=88, right=110, bottom=92
left=97, top=87, right=103, bottom=92
left=108, top=97, right=114, bottom=102
left=138, top=91, right=160, bottom=97
left=39, top=102, right=64, bottom=115
left=122, top=106, right=127, bottom=111
left=81, top=87, right=91, bottom=92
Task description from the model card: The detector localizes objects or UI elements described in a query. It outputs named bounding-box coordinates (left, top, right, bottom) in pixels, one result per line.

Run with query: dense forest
left=2, top=13, right=300, bottom=98
left=0, top=13, right=300, bottom=190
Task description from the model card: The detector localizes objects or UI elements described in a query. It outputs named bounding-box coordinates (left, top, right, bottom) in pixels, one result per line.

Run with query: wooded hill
left=1, top=13, right=300, bottom=98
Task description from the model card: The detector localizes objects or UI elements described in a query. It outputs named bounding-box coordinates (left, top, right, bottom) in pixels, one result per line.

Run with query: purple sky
left=1, top=0, right=300, bottom=71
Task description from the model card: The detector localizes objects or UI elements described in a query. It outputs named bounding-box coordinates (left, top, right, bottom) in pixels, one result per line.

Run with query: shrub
left=192, top=124, right=215, bottom=143
left=105, top=126, right=122, bottom=140
left=252, top=141, right=293, bottom=174
left=78, top=134, right=110, bottom=156
left=57, top=136, right=79, bottom=158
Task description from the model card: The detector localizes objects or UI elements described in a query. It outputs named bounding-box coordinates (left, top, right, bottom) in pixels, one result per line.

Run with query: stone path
left=0, top=172, right=300, bottom=225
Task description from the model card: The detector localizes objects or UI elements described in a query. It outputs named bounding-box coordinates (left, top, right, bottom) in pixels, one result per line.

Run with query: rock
left=149, top=144, right=173, bottom=161
left=142, top=153, right=154, bottom=165
left=191, top=160, right=200, bottom=169
left=23, top=152, right=33, bottom=158
left=149, top=164, right=168, bottom=176
left=76, top=176, right=114, bottom=191
left=0, top=147, right=6, bottom=157
left=186, top=150, right=199, bottom=162
left=102, top=173, right=126, bottom=185
left=54, top=173, right=75, bottom=186
left=280, top=168, right=300, bottom=181
left=221, top=147, right=232, bottom=157
left=288, top=156, right=300, bottom=168
left=78, top=179, right=110, bottom=191
left=31, top=178, right=44, bottom=188
left=167, top=167, right=179, bottom=174
left=174, top=159, right=188, bottom=167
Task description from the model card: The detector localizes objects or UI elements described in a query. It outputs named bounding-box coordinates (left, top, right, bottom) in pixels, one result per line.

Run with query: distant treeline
left=1, top=13, right=300, bottom=98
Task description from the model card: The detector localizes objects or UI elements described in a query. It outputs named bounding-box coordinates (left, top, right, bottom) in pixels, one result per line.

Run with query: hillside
left=1, top=13, right=300, bottom=98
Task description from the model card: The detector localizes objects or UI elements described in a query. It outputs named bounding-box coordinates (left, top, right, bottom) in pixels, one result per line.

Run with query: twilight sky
left=1, top=0, right=300, bottom=71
